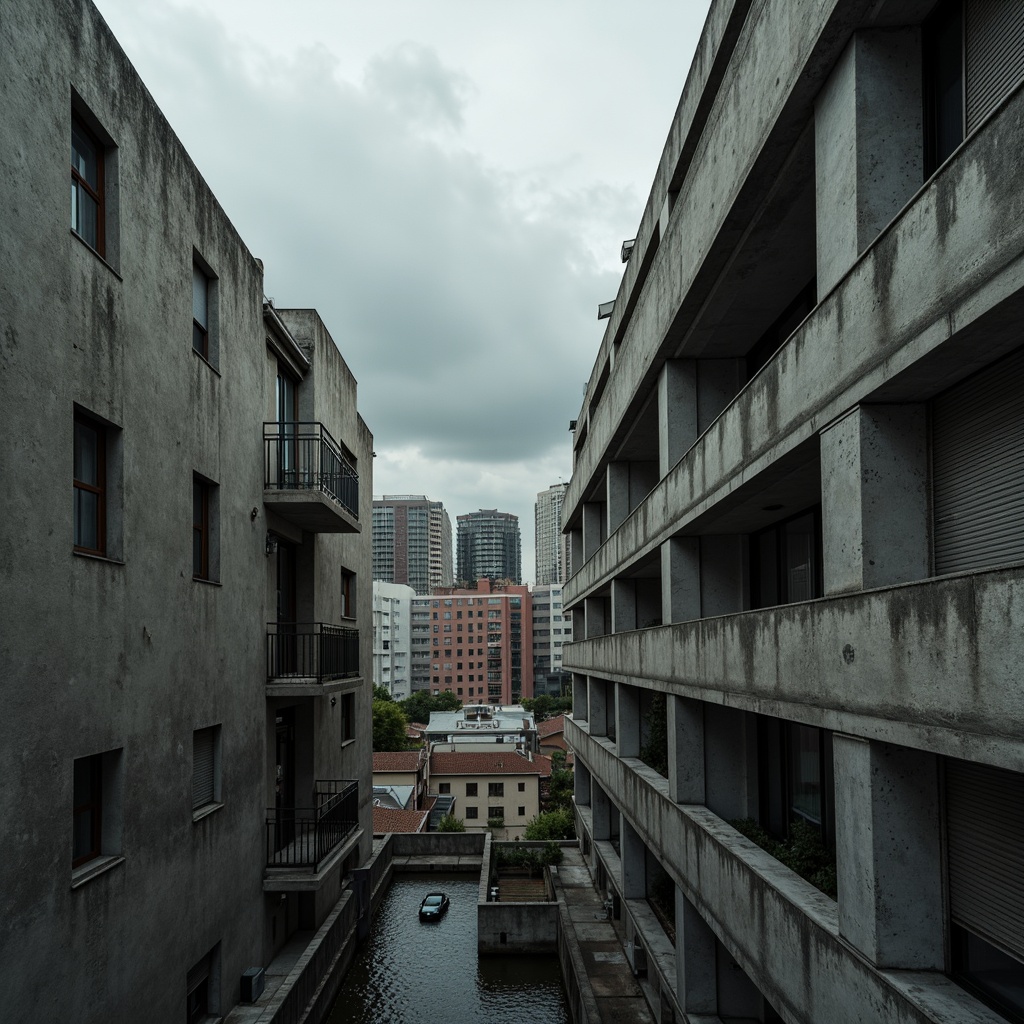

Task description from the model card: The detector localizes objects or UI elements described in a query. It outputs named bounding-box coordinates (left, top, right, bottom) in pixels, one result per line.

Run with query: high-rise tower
left=456, top=509, right=521, bottom=585
left=372, top=495, right=453, bottom=594
left=535, top=482, right=569, bottom=585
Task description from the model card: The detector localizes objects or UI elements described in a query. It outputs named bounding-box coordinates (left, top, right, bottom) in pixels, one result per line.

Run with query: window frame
left=488, top=781, right=504, bottom=798
left=193, top=477, right=210, bottom=580
left=73, top=412, right=106, bottom=556
left=465, top=782, right=478, bottom=797
left=465, top=806, right=479, bottom=820
left=192, top=262, right=210, bottom=359
left=71, top=114, right=104, bottom=256
left=750, top=506, right=823, bottom=610
left=191, top=724, right=222, bottom=816
left=72, top=754, right=103, bottom=867
left=438, top=782, right=451, bottom=795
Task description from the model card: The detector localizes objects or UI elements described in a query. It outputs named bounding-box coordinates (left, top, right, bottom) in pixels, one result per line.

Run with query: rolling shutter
left=192, top=727, right=216, bottom=809
left=946, top=759, right=1024, bottom=961
left=965, top=1, right=1024, bottom=134
left=932, top=346, right=1024, bottom=575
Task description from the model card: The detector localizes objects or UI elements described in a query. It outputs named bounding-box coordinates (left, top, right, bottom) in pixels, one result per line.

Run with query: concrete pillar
left=676, top=891, right=717, bottom=1015
left=584, top=595, right=607, bottom=639
left=821, top=404, right=929, bottom=595
left=589, top=678, right=608, bottom=736
left=815, top=29, right=923, bottom=295
left=592, top=782, right=611, bottom=841
left=668, top=695, right=705, bottom=804
left=574, top=760, right=591, bottom=807
left=704, top=705, right=756, bottom=820
left=621, top=817, right=646, bottom=899
left=662, top=537, right=701, bottom=624
left=659, top=360, right=698, bottom=477
left=583, top=501, right=604, bottom=561
left=607, top=463, right=631, bottom=533
left=572, top=674, right=588, bottom=722
left=700, top=535, right=746, bottom=616
left=616, top=683, right=641, bottom=758
left=611, top=578, right=636, bottom=633
left=833, top=735, right=944, bottom=969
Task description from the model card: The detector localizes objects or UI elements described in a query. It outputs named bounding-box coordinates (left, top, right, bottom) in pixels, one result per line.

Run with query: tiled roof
left=429, top=751, right=544, bottom=776
left=372, top=806, right=429, bottom=835
left=537, top=715, right=565, bottom=738
left=373, top=751, right=424, bottom=773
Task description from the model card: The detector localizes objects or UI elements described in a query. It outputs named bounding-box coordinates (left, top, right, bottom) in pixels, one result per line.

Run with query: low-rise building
left=372, top=750, right=428, bottom=810
left=424, top=704, right=537, bottom=752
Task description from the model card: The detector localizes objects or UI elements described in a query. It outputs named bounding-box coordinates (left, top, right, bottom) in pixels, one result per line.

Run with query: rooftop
left=429, top=750, right=546, bottom=776
left=373, top=751, right=426, bottom=773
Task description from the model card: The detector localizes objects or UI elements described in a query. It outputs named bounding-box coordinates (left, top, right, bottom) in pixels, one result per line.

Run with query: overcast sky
left=92, top=0, right=712, bottom=583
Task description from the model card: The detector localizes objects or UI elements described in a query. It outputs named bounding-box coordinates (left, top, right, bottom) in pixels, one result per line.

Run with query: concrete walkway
left=222, top=930, right=313, bottom=1024
left=552, top=849, right=655, bottom=1024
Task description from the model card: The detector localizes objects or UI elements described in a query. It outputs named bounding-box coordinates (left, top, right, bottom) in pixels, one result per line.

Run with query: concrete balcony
left=264, top=422, right=359, bottom=533
left=266, top=622, right=360, bottom=697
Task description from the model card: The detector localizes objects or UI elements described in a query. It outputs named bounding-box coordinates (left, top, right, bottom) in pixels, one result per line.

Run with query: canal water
left=326, top=875, right=569, bottom=1024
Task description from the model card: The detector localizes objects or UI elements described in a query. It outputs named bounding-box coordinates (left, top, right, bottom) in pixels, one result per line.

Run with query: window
left=341, top=693, right=355, bottom=744
left=439, top=782, right=451, bottom=794
left=340, top=568, right=356, bottom=619
left=192, top=726, right=222, bottom=815
left=488, top=807, right=504, bottom=820
left=488, top=782, right=504, bottom=798
left=192, top=475, right=218, bottom=582
left=751, top=508, right=822, bottom=609
left=72, top=748, right=123, bottom=874
left=518, top=806, right=526, bottom=816
left=924, top=0, right=964, bottom=177
left=466, top=807, right=479, bottom=819
left=192, top=263, right=210, bottom=358
left=466, top=783, right=478, bottom=797
left=187, top=945, right=221, bottom=1024
left=518, top=782, right=526, bottom=792
left=74, top=412, right=106, bottom=555
left=71, top=116, right=103, bottom=255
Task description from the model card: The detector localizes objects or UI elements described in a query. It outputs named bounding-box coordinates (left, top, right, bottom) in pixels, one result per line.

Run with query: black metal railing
left=267, top=622, right=359, bottom=682
left=264, top=421, right=359, bottom=519
left=266, top=779, right=358, bottom=870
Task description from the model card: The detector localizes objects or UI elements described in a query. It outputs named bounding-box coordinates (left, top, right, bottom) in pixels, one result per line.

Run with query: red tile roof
left=372, top=806, right=429, bottom=835
left=537, top=715, right=565, bottom=738
left=372, top=751, right=425, bottom=773
left=429, top=751, right=545, bottom=776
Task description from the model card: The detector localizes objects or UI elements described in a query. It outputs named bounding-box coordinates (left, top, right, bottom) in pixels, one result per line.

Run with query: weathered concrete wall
left=478, top=902, right=559, bottom=954
left=390, top=832, right=487, bottom=857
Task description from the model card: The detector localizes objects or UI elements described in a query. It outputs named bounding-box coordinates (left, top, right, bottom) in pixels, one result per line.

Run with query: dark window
left=71, top=116, right=103, bottom=254
left=751, top=507, right=822, bottom=609
left=518, top=806, right=526, bottom=816
left=72, top=754, right=102, bottom=867
left=341, top=693, right=355, bottom=743
left=924, top=0, right=965, bottom=177
left=340, top=568, right=355, bottom=618
left=192, top=726, right=221, bottom=811
left=466, top=783, right=478, bottom=797
left=746, top=278, right=817, bottom=381
left=193, top=477, right=210, bottom=579
left=518, top=782, right=526, bottom=792
left=951, top=925, right=1024, bottom=1023
left=488, top=807, right=504, bottom=820
left=73, top=413, right=105, bottom=555
left=439, top=782, right=451, bottom=794
left=488, top=782, right=504, bottom=798
left=466, top=807, right=478, bottom=819
left=192, top=263, right=210, bottom=358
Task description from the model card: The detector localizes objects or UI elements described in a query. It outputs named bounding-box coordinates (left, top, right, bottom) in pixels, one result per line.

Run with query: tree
left=436, top=813, right=465, bottom=832
left=521, top=695, right=572, bottom=722
left=373, top=684, right=393, bottom=702
left=547, top=768, right=574, bottom=811
left=398, top=689, right=462, bottom=725
left=372, top=699, right=408, bottom=752
left=524, top=808, right=576, bottom=841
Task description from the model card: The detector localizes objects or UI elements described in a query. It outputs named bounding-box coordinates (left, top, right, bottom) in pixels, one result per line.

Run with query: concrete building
left=372, top=581, right=415, bottom=699
left=372, top=750, right=429, bottom=811
left=429, top=750, right=546, bottom=839
left=1, top=2, right=373, bottom=1020
left=564, top=2, right=1024, bottom=1023
left=531, top=583, right=573, bottom=697
left=535, top=482, right=570, bottom=585
left=372, top=494, right=453, bottom=594
left=424, top=704, right=538, bottom=752
left=411, top=579, right=534, bottom=704
left=456, top=509, right=522, bottom=585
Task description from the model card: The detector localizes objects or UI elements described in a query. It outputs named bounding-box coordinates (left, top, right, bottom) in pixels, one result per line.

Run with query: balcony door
left=276, top=364, right=297, bottom=487
left=276, top=540, right=297, bottom=675
left=274, top=708, right=296, bottom=853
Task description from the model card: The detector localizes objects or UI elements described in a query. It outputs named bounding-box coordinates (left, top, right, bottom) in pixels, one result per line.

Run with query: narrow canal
left=326, top=875, right=569, bottom=1024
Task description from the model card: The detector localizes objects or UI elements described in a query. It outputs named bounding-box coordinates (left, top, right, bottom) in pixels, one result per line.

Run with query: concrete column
left=662, top=537, right=701, bottom=624
left=668, top=695, right=705, bottom=804
left=676, top=891, right=717, bottom=1015
left=658, top=360, right=698, bottom=477
left=589, top=678, right=608, bottom=736
left=574, top=760, right=591, bottom=807
left=583, top=501, right=604, bottom=561
left=704, top=705, right=756, bottom=820
left=820, top=405, right=929, bottom=595
left=616, top=683, right=641, bottom=759
left=572, top=674, right=588, bottom=722
left=584, top=595, right=607, bottom=639
left=833, top=735, right=944, bottom=969
left=700, top=535, right=747, bottom=616
left=611, top=578, right=636, bottom=633
left=607, top=463, right=631, bottom=533
left=592, top=782, right=611, bottom=841
left=815, top=29, right=923, bottom=295
left=621, top=817, right=646, bottom=899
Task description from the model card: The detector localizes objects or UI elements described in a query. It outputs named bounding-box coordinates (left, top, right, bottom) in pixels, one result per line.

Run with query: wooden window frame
left=71, top=115, right=104, bottom=256
left=193, top=477, right=210, bottom=580
left=73, top=412, right=106, bottom=556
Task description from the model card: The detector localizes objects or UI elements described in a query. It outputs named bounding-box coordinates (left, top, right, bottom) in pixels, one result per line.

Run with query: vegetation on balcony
left=639, top=693, right=668, bottom=777
left=730, top=817, right=838, bottom=899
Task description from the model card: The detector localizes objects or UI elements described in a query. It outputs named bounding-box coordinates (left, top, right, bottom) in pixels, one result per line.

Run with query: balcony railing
left=267, top=622, right=359, bottom=682
left=264, top=421, right=358, bottom=519
left=266, top=780, right=358, bottom=871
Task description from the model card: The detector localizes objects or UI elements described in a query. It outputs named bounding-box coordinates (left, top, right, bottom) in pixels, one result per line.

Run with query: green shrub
left=730, top=817, right=837, bottom=899
left=436, top=813, right=465, bottom=833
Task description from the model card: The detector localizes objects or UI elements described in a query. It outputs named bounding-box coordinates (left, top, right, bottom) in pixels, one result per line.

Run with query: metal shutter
left=932, top=346, right=1024, bottom=575
left=946, top=759, right=1024, bottom=961
left=966, top=0, right=1024, bottom=134
left=192, top=727, right=216, bottom=809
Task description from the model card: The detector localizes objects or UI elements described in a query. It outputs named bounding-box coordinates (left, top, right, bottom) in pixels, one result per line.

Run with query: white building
left=372, top=581, right=415, bottom=700
left=532, top=583, right=573, bottom=697
left=535, top=482, right=570, bottom=585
